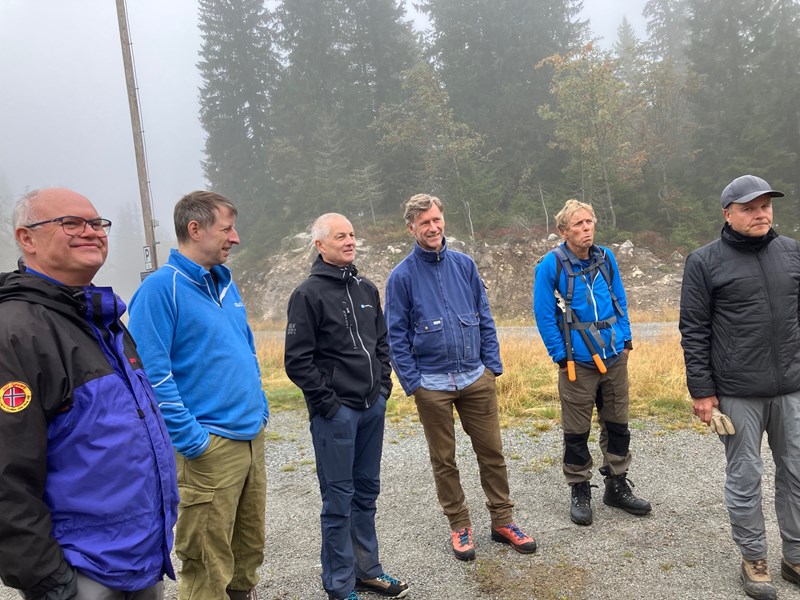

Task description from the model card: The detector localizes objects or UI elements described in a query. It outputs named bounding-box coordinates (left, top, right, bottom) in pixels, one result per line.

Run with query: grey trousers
left=73, top=573, right=164, bottom=600
left=720, top=391, right=800, bottom=563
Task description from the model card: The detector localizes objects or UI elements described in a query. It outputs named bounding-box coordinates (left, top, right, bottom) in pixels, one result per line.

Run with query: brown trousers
left=413, top=370, right=514, bottom=530
left=558, top=353, right=632, bottom=484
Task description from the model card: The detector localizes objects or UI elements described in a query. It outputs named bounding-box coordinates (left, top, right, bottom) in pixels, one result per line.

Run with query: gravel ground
left=2, top=409, right=795, bottom=600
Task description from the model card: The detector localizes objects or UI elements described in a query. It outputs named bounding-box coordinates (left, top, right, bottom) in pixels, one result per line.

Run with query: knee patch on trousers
left=605, top=420, right=630, bottom=457
left=564, top=431, right=591, bottom=466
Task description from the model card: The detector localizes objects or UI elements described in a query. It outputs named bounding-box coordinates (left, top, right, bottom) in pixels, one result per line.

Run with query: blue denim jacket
left=385, top=239, right=502, bottom=396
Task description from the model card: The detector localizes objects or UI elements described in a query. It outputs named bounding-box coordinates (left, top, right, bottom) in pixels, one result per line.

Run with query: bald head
left=14, top=188, right=109, bottom=286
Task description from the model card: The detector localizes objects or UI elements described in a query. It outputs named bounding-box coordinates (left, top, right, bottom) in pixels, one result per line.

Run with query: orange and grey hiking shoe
left=451, top=526, right=475, bottom=561
left=491, top=523, right=537, bottom=554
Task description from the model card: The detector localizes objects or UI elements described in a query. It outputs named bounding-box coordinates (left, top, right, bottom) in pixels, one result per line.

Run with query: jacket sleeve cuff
left=22, top=562, right=77, bottom=600
left=624, top=340, right=633, bottom=350
left=323, top=400, right=341, bottom=419
left=557, top=358, right=568, bottom=368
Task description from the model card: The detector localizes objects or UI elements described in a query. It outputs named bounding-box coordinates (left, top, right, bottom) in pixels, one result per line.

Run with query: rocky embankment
left=239, top=233, right=685, bottom=323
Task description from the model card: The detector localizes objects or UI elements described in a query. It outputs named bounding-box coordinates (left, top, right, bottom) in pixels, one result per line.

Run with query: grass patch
left=524, top=455, right=558, bottom=473
left=474, top=558, right=589, bottom=599
left=256, top=314, right=694, bottom=428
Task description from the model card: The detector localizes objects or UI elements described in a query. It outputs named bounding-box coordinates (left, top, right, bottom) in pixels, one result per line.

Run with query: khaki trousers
left=559, top=354, right=632, bottom=484
left=174, top=430, right=266, bottom=600
left=413, top=370, right=514, bottom=530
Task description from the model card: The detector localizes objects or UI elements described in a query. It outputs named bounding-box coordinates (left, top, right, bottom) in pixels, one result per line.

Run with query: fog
left=0, top=0, right=645, bottom=301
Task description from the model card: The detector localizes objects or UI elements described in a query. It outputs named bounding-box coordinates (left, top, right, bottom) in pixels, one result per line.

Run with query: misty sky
left=0, top=0, right=646, bottom=287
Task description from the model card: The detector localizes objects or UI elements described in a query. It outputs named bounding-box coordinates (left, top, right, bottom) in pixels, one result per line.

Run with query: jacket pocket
left=413, top=317, right=447, bottom=363
left=458, top=312, right=480, bottom=360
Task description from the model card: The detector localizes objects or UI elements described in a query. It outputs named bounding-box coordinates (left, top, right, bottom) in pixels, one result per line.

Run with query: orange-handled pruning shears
left=577, top=328, right=607, bottom=374
left=555, top=290, right=577, bottom=381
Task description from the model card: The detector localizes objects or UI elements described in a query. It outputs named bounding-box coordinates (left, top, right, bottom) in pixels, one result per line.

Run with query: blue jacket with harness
left=533, top=243, right=631, bottom=368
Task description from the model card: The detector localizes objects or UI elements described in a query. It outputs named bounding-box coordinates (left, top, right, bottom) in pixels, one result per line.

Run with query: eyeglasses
left=24, top=216, right=113, bottom=237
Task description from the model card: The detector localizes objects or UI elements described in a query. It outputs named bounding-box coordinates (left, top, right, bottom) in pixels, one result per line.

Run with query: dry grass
left=257, top=318, right=694, bottom=428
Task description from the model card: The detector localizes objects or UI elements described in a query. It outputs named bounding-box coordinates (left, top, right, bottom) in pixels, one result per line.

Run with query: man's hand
left=710, top=407, right=735, bottom=435
left=692, top=395, right=719, bottom=425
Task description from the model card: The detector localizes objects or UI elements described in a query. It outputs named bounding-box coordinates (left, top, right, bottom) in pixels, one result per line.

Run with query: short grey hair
left=311, top=213, right=349, bottom=243
left=13, top=190, right=41, bottom=229
left=403, top=193, right=444, bottom=226
left=174, top=190, right=237, bottom=243
left=555, top=199, right=596, bottom=233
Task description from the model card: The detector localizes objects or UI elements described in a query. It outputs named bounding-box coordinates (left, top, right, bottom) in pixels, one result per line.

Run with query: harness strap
left=552, top=245, right=623, bottom=357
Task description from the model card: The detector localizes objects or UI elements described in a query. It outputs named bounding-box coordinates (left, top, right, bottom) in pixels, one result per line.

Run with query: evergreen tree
left=197, top=0, right=280, bottom=236
left=613, top=17, right=644, bottom=85
left=539, top=44, right=646, bottom=230
left=686, top=0, right=797, bottom=230
left=752, top=0, right=800, bottom=216
left=644, top=0, right=691, bottom=63
left=373, top=62, right=485, bottom=238
left=272, top=0, right=416, bottom=224
left=418, top=0, right=586, bottom=212
left=350, top=162, right=385, bottom=226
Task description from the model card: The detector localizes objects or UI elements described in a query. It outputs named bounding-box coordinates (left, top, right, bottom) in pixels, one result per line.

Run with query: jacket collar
left=559, top=242, right=603, bottom=266
left=167, top=248, right=233, bottom=288
left=309, top=253, right=359, bottom=283
left=0, top=261, right=122, bottom=324
left=720, top=223, right=777, bottom=254
left=413, top=237, right=448, bottom=262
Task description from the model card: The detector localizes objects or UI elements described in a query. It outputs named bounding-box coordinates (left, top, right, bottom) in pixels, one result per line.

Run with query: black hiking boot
left=570, top=481, right=595, bottom=526
left=603, top=473, right=652, bottom=515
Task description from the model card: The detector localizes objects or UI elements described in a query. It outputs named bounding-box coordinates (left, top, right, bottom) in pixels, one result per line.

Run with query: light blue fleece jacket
left=128, top=249, right=268, bottom=459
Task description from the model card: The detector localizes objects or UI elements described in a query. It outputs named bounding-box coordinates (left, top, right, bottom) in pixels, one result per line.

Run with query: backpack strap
left=550, top=245, right=625, bottom=374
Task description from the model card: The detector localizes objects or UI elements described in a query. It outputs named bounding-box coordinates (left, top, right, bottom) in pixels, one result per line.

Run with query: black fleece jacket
left=284, top=255, right=392, bottom=419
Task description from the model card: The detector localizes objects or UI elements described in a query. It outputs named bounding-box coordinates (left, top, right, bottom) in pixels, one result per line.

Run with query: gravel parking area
left=2, top=409, right=793, bottom=599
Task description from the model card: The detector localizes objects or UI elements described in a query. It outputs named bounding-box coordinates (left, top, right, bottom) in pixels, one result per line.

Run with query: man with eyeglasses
left=0, top=188, right=179, bottom=599
left=129, top=191, right=268, bottom=600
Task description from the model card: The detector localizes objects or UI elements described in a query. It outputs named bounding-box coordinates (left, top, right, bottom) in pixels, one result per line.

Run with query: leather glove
left=710, top=407, right=735, bottom=435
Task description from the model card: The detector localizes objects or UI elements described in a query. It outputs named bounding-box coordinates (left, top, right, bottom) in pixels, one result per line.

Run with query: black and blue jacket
left=0, top=265, right=178, bottom=597
left=533, top=243, right=631, bottom=367
left=285, top=255, right=392, bottom=419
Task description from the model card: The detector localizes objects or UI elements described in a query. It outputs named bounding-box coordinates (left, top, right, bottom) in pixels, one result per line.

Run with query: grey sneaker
left=741, top=558, right=776, bottom=600
left=356, top=572, right=409, bottom=598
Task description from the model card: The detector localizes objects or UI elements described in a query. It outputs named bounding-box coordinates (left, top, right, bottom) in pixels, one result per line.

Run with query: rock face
left=238, top=235, right=684, bottom=323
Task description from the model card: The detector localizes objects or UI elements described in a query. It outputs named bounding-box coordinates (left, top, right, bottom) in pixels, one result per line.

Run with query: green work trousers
left=174, top=429, right=266, bottom=600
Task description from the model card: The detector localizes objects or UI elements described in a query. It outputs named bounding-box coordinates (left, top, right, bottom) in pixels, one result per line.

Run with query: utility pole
left=115, top=0, right=159, bottom=276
